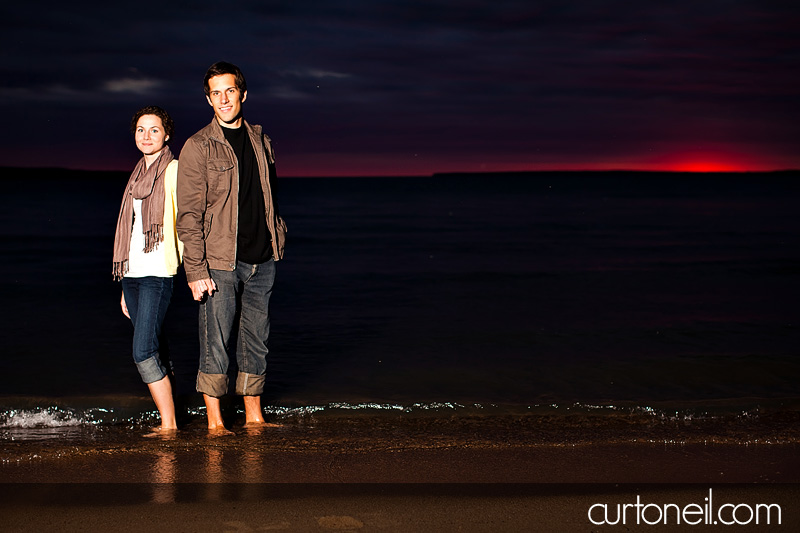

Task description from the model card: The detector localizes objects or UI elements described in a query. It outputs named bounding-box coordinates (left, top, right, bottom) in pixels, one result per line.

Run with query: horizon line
left=2, top=165, right=799, bottom=178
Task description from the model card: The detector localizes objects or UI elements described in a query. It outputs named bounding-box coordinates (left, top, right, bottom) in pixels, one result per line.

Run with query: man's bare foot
left=144, top=426, right=178, bottom=439
left=207, top=425, right=235, bottom=437
left=244, top=420, right=282, bottom=427
left=243, top=421, right=282, bottom=435
left=243, top=395, right=269, bottom=426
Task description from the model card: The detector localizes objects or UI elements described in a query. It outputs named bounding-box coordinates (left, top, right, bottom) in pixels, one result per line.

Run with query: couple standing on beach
left=112, top=61, right=287, bottom=436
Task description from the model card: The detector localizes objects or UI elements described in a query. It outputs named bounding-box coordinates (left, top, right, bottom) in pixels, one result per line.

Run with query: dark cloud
left=1, top=0, right=798, bottom=174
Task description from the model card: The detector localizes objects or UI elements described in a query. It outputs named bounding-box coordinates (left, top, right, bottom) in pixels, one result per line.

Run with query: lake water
left=1, top=169, right=798, bottom=440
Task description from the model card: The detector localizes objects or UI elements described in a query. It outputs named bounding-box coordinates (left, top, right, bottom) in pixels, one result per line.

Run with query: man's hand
left=189, top=278, right=217, bottom=301
left=120, top=292, right=130, bottom=318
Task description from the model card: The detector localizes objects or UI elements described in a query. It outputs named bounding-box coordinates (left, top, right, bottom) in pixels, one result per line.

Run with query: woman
left=112, top=106, right=183, bottom=435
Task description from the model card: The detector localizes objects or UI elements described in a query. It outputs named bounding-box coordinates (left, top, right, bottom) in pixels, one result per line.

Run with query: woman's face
left=134, top=114, right=168, bottom=157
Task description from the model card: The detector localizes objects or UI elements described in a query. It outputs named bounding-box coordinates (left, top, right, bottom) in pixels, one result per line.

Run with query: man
left=177, top=61, right=286, bottom=433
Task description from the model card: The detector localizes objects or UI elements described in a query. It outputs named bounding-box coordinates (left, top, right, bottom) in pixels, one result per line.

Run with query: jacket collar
left=206, top=118, right=261, bottom=143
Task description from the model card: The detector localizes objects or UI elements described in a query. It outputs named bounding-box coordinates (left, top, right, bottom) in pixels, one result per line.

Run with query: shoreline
left=3, top=408, right=800, bottom=483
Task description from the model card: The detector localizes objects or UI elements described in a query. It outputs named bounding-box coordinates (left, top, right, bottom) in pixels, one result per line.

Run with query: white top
left=125, top=199, right=171, bottom=278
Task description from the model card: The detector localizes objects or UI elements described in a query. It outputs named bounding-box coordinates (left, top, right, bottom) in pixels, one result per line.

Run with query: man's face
left=206, top=73, right=247, bottom=127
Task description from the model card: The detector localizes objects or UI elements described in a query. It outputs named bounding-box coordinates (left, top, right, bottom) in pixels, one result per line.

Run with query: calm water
left=1, top=169, right=799, bottom=434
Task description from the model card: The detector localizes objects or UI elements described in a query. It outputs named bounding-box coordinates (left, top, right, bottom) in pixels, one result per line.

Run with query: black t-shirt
left=221, top=125, right=272, bottom=264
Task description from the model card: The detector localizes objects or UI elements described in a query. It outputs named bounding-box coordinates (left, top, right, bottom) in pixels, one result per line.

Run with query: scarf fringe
left=112, top=260, right=129, bottom=282
left=143, top=224, right=164, bottom=254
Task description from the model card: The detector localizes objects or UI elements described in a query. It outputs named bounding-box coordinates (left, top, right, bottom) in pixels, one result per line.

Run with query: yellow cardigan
left=162, top=159, right=184, bottom=275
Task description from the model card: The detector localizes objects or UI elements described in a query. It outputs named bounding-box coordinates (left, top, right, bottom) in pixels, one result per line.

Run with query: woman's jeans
left=121, top=276, right=173, bottom=384
left=197, top=260, right=275, bottom=398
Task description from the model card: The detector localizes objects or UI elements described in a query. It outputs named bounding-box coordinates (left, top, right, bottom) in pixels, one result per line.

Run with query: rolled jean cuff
left=236, top=372, right=266, bottom=396
left=136, top=355, right=168, bottom=384
left=197, top=372, right=229, bottom=397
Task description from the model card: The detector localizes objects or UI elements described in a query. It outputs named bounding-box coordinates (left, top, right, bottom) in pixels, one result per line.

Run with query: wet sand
left=3, top=440, right=800, bottom=484
left=2, top=425, right=799, bottom=531
left=2, top=482, right=798, bottom=532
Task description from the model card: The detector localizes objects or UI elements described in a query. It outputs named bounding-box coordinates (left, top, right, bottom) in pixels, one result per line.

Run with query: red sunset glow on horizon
left=275, top=146, right=793, bottom=177
left=636, top=148, right=771, bottom=173
left=8, top=142, right=795, bottom=177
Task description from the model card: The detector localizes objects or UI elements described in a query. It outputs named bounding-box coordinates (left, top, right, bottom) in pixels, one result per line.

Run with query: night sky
left=2, top=1, right=798, bottom=176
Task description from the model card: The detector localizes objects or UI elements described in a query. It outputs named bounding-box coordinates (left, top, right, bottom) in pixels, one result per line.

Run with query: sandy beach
left=1, top=480, right=798, bottom=532
left=2, top=414, right=799, bottom=532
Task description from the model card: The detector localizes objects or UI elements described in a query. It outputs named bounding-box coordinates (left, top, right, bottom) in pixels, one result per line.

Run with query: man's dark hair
left=204, top=61, right=247, bottom=96
left=130, top=105, right=174, bottom=141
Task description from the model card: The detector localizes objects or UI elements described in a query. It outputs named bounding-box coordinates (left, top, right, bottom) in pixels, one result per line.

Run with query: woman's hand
left=121, top=291, right=130, bottom=318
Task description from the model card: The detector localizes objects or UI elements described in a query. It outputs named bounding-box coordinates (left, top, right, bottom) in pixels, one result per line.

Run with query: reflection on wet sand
left=152, top=447, right=277, bottom=502
left=202, top=448, right=225, bottom=501
left=241, top=450, right=264, bottom=484
left=150, top=450, right=176, bottom=503
left=134, top=422, right=319, bottom=489
left=144, top=441, right=272, bottom=502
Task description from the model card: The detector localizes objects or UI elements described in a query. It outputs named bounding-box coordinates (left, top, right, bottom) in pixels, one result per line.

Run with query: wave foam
left=0, top=409, right=83, bottom=428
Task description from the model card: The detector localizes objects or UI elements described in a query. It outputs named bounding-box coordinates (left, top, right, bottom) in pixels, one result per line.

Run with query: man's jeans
left=197, top=260, right=275, bottom=397
left=121, top=276, right=173, bottom=384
